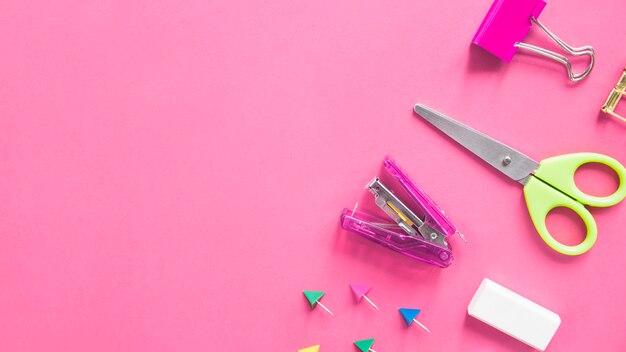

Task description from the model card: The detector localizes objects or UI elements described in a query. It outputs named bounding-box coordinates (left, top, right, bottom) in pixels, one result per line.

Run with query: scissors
left=414, top=104, right=626, bottom=255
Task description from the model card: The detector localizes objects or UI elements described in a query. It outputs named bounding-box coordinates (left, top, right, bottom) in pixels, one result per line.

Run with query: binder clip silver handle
left=514, top=17, right=595, bottom=82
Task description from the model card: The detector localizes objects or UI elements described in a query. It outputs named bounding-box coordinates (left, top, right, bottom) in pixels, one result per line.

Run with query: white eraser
left=468, top=278, right=561, bottom=351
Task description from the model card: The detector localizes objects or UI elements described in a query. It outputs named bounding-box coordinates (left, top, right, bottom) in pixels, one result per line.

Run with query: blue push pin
left=399, top=308, right=430, bottom=333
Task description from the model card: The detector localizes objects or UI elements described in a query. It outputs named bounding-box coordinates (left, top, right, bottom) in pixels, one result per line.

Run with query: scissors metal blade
left=414, top=104, right=540, bottom=185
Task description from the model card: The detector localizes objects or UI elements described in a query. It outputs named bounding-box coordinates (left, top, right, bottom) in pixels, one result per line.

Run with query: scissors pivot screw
left=502, top=156, right=512, bottom=166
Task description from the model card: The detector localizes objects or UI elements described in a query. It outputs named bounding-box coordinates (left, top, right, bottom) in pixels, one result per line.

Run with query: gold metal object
left=386, top=201, right=414, bottom=227
left=601, top=67, right=626, bottom=122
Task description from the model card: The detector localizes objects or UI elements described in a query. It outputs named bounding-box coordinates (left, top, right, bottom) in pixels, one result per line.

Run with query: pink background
left=1, top=0, right=625, bottom=351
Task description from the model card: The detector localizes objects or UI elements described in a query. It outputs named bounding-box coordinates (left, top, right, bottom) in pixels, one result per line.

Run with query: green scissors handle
left=523, top=153, right=626, bottom=256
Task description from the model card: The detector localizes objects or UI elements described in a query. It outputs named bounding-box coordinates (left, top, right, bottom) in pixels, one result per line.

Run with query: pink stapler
left=340, top=157, right=463, bottom=268
left=472, top=0, right=594, bottom=82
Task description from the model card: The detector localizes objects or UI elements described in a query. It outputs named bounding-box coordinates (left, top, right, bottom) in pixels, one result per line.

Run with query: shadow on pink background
left=1, top=0, right=625, bottom=351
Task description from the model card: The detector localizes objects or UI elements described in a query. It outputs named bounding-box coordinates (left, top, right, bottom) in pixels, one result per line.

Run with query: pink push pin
left=350, top=284, right=379, bottom=310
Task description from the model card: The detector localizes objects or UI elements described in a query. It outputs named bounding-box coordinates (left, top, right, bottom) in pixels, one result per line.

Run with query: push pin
left=601, top=67, right=626, bottom=123
left=354, top=338, right=377, bottom=352
left=298, top=344, right=320, bottom=352
left=350, top=283, right=379, bottom=310
left=399, top=308, right=430, bottom=333
left=303, top=290, right=334, bottom=316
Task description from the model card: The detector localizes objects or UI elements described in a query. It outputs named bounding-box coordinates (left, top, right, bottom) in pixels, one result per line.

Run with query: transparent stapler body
left=340, top=157, right=459, bottom=267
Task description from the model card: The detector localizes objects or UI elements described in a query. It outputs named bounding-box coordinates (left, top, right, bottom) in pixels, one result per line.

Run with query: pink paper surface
left=1, top=1, right=625, bottom=351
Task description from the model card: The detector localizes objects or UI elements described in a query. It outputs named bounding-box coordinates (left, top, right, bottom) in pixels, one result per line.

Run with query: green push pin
left=354, top=338, right=377, bottom=352
left=303, top=290, right=334, bottom=316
